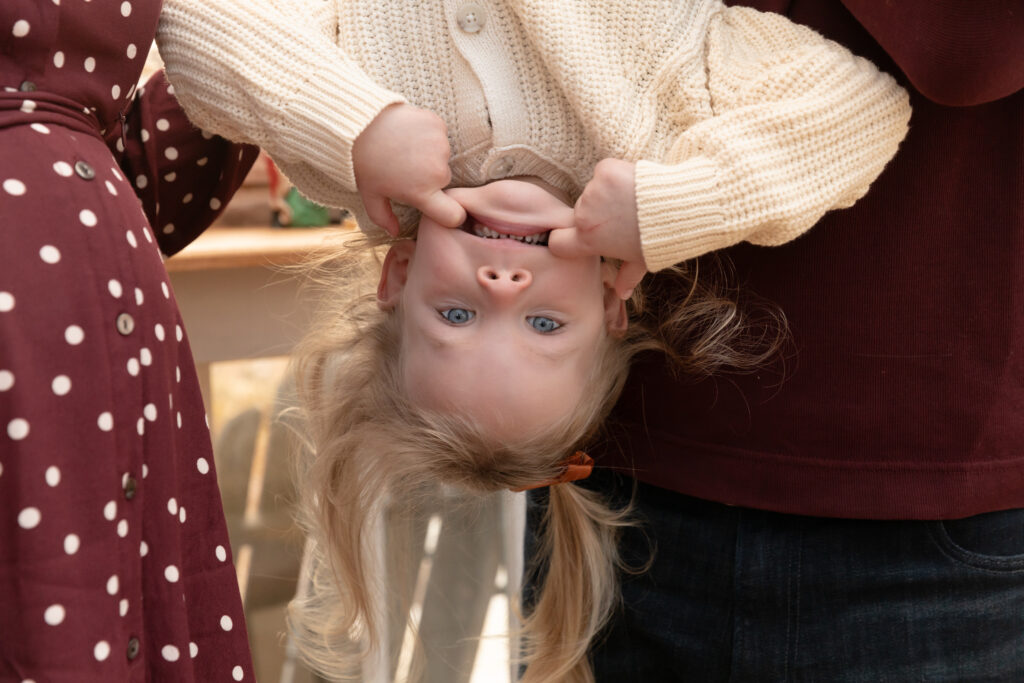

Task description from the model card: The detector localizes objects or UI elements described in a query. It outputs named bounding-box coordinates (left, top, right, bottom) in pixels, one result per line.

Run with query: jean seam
left=926, top=521, right=1024, bottom=574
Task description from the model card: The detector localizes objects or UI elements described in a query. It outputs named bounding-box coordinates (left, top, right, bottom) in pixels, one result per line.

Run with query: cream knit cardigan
left=157, top=0, right=910, bottom=271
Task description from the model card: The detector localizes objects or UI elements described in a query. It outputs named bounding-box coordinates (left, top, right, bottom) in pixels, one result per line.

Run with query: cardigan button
left=116, top=312, right=135, bottom=336
left=456, top=4, right=486, bottom=33
left=488, top=157, right=514, bottom=179
left=18, top=80, right=36, bottom=93
left=126, top=636, right=141, bottom=660
left=123, top=476, right=138, bottom=501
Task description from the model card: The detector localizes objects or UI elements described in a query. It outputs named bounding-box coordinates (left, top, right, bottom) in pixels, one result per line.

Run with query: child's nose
left=477, top=265, right=532, bottom=297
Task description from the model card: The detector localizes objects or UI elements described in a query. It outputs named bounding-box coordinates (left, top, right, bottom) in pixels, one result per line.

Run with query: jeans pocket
left=928, top=508, right=1024, bottom=572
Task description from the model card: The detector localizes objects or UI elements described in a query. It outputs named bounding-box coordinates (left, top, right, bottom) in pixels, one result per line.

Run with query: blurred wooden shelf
left=165, top=221, right=357, bottom=273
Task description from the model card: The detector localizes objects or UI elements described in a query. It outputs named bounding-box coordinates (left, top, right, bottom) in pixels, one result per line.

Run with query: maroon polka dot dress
left=1, top=2, right=258, bottom=681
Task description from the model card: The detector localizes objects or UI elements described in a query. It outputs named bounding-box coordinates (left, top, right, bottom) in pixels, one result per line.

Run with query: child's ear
left=601, top=261, right=629, bottom=337
left=377, top=241, right=415, bottom=311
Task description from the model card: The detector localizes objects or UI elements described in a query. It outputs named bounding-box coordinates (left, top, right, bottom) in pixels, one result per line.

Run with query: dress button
left=488, top=157, right=514, bottom=179
left=19, top=81, right=36, bottom=92
left=456, top=3, right=486, bottom=33
left=126, top=637, right=141, bottom=660
left=74, top=160, right=96, bottom=180
left=123, top=476, right=138, bottom=500
left=116, top=312, right=135, bottom=336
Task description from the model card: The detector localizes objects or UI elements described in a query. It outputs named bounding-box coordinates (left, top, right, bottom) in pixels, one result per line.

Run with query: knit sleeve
left=636, top=6, right=911, bottom=271
left=155, top=0, right=406, bottom=209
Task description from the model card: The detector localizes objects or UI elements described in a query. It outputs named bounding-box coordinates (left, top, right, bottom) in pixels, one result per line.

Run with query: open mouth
left=461, top=216, right=551, bottom=246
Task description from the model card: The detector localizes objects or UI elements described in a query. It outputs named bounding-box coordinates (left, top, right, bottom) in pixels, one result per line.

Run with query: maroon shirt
left=603, top=0, right=1024, bottom=519
left=1, top=1, right=257, bottom=680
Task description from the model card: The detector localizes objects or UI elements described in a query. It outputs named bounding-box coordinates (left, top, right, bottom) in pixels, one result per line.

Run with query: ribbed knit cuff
left=635, top=158, right=736, bottom=271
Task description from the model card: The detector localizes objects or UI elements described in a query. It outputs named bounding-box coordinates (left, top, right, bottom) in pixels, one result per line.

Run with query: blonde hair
left=286, top=240, right=785, bottom=682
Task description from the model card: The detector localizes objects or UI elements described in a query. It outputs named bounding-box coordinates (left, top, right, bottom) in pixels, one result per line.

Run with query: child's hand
left=352, top=103, right=466, bottom=235
left=549, top=159, right=647, bottom=299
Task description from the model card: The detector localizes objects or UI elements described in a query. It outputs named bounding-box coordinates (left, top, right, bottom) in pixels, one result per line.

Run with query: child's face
left=378, top=179, right=626, bottom=440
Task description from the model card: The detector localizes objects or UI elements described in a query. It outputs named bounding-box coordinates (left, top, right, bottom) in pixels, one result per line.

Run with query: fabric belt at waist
left=0, top=89, right=105, bottom=138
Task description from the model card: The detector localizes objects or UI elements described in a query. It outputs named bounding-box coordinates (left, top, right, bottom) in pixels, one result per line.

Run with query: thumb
left=363, top=193, right=400, bottom=236
left=614, top=260, right=647, bottom=300
left=419, top=190, right=467, bottom=228
left=547, top=227, right=588, bottom=259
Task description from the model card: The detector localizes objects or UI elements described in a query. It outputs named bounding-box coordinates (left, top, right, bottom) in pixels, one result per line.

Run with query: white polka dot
left=126, top=357, right=140, bottom=376
left=209, top=197, right=222, bottom=210
left=18, top=507, right=41, bottom=529
left=189, top=642, right=198, bottom=658
left=111, top=166, right=123, bottom=181
left=105, top=180, right=118, bottom=195
left=53, top=161, right=73, bottom=177
left=3, top=179, right=26, bottom=196
left=84, top=57, right=96, bottom=73
left=0, top=370, right=12, bottom=391
left=127, top=43, right=137, bottom=59
left=121, top=2, right=132, bottom=17
left=167, top=498, right=178, bottom=516
left=161, top=282, right=170, bottom=299
left=12, top=20, right=30, bottom=37
left=136, top=417, right=144, bottom=436
left=44, top=604, right=65, bottom=626
left=140, top=348, right=152, bottom=366
left=39, top=245, right=60, bottom=264
left=143, top=403, right=157, bottom=422
left=142, top=226, right=153, bottom=243
left=53, top=50, right=65, bottom=68
left=108, top=279, right=123, bottom=298
left=135, top=174, right=148, bottom=189
left=111, top=84, right=121, bottom=100
left=162, top=223, right=175, bottom=235
left=156, top=118, right=170, bottom=132
left=164, top=172, right=177, bottom=182
left=94, top=641, right=110, bottom=662
left=215, top=545, right=227, bottom=562
left=51, top=375, right=71, bottom=396
left=161, top=644, right=179, bottom=662
left=154, top=324, right=165, bottom=341
left=106, top=575, right=119, bottom=595
left=175, top=325, right=183, bottom=342
left=176, top=412, right=182, bottom=429
left=0, top=292, right=13, bottom=312
left=196, top=157, right=208, bottom=167
left=140, top=129, right=149, bottom=143
left=103, top=500, right=116, bottom=521
left=45, top=466, right=61, bottom=486
left=140, top=540, right=148, bottom=557
left=117, top=519, right=128, bottom=537
left=31, top=123, right=50, bottom=134
left=20, top=100, right=35, bottom=114
left=142, top=463, right=149, bottom=478
left=165, top=565, right=180, bottom=583
left=115, top=137, right=125, bottom=153
left=220, top=615, right=233, bottom=631
left=178, top=507, right=186, bottom=523
left=79, top=209, right=97, bottom=227
left=134, top=287, right=144, bottom=306
left=196, top=458, right=210, bottom=475
left=64, top=534, right=80, bottom=554
left=8, top=418, right=29, bottom=440
left=175, top=366, right=181, bottom=383
left=126, top=230, right=138, bottom=248
left=119, top=599, right=129, bottom=617
left=97, top=412, right=113, bottom=431
left=233, top=665, right=244, bottom=681
left=167, top=84, right=175, bottom=95
left=65, top=325, right=84, bottom=345
left=164, top=147, right=179, bottom=161
left=181, top=193, right=193, bottom=204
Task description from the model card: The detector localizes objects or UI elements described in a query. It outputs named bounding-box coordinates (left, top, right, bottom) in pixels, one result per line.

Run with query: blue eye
left=527, top=316, right=561, bottom=333
left=440, top=308, right=475, bottom=325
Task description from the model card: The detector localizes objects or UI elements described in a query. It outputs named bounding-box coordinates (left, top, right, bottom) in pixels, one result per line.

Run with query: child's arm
left=156, top=0, right=463, bottom=233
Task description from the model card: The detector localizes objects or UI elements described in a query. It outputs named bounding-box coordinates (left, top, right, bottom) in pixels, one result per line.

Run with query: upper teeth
left=472, top=222, right=548, bottom=245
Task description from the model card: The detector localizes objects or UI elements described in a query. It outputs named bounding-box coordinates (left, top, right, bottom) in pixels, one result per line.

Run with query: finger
left=419, top=189, right=466, bottom=228
left=614, top=260, right=647, bottom=300
left=547, top=227, right=587, bottom=259
left=363, top=194, right=400, bottom=236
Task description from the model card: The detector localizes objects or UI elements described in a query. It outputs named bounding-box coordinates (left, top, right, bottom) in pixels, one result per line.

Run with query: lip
left=472, top=214, right=552, bottom=237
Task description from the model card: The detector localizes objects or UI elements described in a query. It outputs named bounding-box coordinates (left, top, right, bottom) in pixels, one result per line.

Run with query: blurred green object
left=276, top=187, right=330, bottom=227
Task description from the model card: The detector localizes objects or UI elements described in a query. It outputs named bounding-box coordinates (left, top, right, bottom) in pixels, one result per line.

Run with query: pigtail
left=519, top=483, right=632, bottom=683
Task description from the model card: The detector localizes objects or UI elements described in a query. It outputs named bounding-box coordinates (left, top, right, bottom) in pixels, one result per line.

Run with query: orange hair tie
left=511, top=452, right=594, bottom=492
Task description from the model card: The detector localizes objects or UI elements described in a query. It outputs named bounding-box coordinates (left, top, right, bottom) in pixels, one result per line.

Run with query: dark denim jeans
left=525, top=471, right=1024, bottom=682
